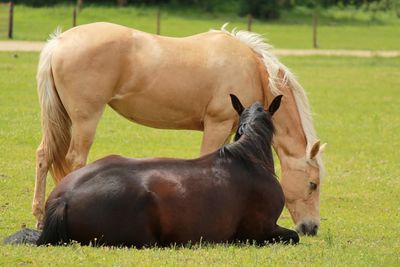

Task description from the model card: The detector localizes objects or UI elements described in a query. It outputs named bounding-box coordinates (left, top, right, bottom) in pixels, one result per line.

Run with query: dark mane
left=219, top=102, right=275, bottom=172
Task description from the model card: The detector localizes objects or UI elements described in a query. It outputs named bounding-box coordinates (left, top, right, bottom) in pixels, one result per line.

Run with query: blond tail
left=37, top=28, right=71, bottom=182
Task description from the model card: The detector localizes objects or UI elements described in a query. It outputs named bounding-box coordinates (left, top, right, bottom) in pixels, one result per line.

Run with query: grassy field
left=0, top=5, right=399, bottom=50
left=0, top=52, right=400, bottom=266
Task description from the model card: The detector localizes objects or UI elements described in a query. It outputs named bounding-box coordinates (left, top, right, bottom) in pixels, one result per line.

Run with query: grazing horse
left=34, top=95, right=299, bottom=247
left=34, top=22, right=325, bottom=234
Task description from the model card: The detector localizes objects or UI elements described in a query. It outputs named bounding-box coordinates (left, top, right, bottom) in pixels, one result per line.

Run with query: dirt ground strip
left=0, top=40, right=399, bottom=57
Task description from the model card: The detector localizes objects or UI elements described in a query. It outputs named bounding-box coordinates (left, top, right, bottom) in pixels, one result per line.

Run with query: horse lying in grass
left=33, top=23, right=325, bottom=235
left=5, top=95, right=299, bottom=247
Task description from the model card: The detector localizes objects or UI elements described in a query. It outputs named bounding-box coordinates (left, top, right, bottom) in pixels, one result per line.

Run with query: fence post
left=247, top=14, right=252, bottom=32
left=156, top=8, right=161, bottom=35
left=312, top=11, right=318, bottom=49
left=117, top=0, right=127, bottom=6
left=8, top=0, right=14, bottom=39
left=76, top=0, right=83, bottom=12
left=72, top=7, right=77, bottom=27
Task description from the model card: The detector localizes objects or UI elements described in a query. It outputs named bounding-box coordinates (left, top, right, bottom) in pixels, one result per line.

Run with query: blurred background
left=0, top=0, right=399, bottom=50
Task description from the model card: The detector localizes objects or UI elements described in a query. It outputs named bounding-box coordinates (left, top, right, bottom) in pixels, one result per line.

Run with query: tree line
left=4, top=0, right=399, bottom=19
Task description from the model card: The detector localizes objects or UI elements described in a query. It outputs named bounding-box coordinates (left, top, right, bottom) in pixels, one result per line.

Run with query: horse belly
left=153, top=186, right=241, bottom=244
left=158, top=213, right=238, bottom=245
left=109, top=92, right=205, bottom=130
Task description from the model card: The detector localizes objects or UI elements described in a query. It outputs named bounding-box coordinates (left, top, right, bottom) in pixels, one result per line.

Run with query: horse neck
left=228, top=127, right=275, bottom=171
left=269, top=82, right=309, bottom=168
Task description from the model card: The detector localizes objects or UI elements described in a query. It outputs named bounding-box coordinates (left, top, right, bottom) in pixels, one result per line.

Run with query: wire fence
left=0, top=3, right=317, bottom=45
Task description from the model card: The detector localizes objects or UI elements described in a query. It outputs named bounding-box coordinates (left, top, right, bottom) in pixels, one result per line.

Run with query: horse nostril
left=295, top=223, right=306, bottom=235
left=310, top=224, right=319, bottom=236
left=298, top=223, right=306, bottom=235
left=296, top=222, right=319, bottom=236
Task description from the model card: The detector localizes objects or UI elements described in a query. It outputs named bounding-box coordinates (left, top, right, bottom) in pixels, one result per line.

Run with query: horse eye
left=309, top=182, right=318, bottom=191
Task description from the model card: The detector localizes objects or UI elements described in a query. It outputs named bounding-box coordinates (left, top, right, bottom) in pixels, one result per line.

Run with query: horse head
left=280, top=140, right=326, bottom=236
left=230, top=94, right=282, bottom=142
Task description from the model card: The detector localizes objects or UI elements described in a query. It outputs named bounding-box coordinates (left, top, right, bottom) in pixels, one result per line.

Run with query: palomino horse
left=34, top=22, right=325, bottom=235
left=35, top=95, right=299, bottom=247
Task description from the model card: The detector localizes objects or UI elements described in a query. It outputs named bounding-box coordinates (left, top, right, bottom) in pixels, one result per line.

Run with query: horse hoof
left=36, top=221, right=44, bottom=230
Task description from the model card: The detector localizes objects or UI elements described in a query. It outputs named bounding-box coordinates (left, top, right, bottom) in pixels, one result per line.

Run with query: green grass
left=0, top=5, right=399, bottom=50
left=0, top=52, right=400, bottom=265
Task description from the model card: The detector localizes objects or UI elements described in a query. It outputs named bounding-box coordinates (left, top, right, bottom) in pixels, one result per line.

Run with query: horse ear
left=230, top=94, right=244, bottom=115
left=268, top=95, right=283, bottom=116
left=319, top=143, right=327, bottom=154
left=309, top=140, right=320, bottom=160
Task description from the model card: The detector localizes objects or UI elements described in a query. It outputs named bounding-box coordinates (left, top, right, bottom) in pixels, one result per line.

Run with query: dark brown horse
left=33, top=95, right=298, bottom=247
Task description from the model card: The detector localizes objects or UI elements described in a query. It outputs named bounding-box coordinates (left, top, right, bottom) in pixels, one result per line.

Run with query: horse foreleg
left=33, top=140, right=50, bottom=229
left=264, top=226, right=299, bottom=245
left=200, top=118, right=235, bottom=156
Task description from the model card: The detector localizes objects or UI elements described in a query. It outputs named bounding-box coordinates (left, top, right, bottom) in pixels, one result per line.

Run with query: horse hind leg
left=33, top=140, right=51, bottom=229
left=65, top=112, right=103, bottom=173
left=33, top=113, right=102, bottom=229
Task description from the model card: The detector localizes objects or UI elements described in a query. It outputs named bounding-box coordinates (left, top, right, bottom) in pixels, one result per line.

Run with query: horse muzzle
left=295, top=221, right=319, bottom=236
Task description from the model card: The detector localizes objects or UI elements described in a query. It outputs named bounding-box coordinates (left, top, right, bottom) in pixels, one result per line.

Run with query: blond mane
left=216, top=24, right=325, bottom=177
